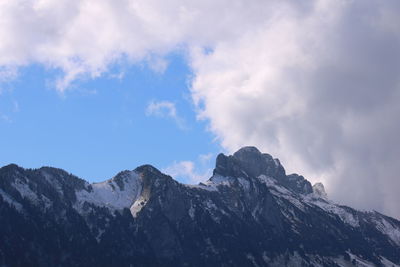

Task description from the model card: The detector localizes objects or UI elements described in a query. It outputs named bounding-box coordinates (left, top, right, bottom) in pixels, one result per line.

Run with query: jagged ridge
left=0, top=147, right=399, bottom=267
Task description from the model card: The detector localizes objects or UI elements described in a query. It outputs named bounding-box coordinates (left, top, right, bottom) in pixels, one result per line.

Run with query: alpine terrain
left=0, top=147, right=399, bottom=266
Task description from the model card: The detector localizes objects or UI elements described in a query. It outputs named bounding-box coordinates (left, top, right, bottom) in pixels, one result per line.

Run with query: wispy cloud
left=163, top=160, right=212, bottom=185
left=0, top=99, right=19, bottom=123
left=147, top=56, right=168, bottom=74
left=146, top=100, right=187, bottom=130
left=199, top=153, right=213, bottom=164
left=163, top=153, right=214, bottom=184
left=12, top=101, right=19, bottom=112
left=0, top=114, right=12, bottom=123
left=0, top=66, right=18, bottom=83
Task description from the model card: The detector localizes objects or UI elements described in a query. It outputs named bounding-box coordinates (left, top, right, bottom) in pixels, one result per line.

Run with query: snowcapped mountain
left=0, top=147, right=399, bottom=266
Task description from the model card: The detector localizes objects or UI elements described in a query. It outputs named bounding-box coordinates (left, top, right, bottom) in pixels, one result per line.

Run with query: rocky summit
left=0, top=147, right=399, bottom=266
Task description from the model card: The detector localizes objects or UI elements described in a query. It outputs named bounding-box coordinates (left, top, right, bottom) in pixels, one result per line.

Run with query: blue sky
left=0, top=53, right=220, bottom=183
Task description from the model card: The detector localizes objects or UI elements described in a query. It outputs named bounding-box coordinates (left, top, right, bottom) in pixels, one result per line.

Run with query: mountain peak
left=214, top=146, right=286, bottom=179
left=233, top=146, right=261, bottom=156
left=135, top=164, right=163, bottom=175
left=0, top=163, right=24, bottom=173
left=212, top=147, right=316, bottom=195
left=0, top=150, right=399, bottom=266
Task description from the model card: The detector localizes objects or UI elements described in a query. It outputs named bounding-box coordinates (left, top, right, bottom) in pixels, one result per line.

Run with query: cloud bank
left=190, top=1, right=400, bottom=217
left=1, top=0, right=400, bottom=217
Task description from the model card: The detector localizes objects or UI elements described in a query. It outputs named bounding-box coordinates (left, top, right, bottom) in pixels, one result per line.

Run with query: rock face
left=0, top=147, right=399, bottom=267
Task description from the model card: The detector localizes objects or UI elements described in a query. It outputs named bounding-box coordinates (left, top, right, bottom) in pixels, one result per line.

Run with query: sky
left=0, top=55, right=219, bottom=185
left=1, top=0, right=400, bottom=219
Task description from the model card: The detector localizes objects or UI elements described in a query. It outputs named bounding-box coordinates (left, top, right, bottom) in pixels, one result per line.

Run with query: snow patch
left=130, top=195, right=148, bottom=218
left=205, top=199, right=218, bottom=211
left=95, top=229, right=105, bottom=242
left=40, top=194, right=53, bottom=210
left=303, top=196, right=359, bottom=227
left=208, top=174, right=233, bottom=186
left=380, top=256, right=400, bottom=267
left=205, top=238, right=218, bottom=254
left=186, top=174, right=234, bottom=192
left=7, top=179, right=52, bottom=211
left=259, top=174, right=360, bottom=227
left=259, top=175, right=305, bottom=211
left=0, top=189, right=23, bottom=211
left=183, top=183, right=218, bottom=192
left=237, top=177, right=250, bottom=191
left=246, top=253, right=260, bottom=267
left=188, top=205, right=195, bottom=219
left=265, top=251, right=309, bottom=267
left=75, top=171, right=142, bottom=213
left=13, top=180, right=38, bottom=203
left=344, top=252, right=376, bottom=267
left=41, top=171, right=66, bottom=196
left=373, top=217, right=400, bottom=246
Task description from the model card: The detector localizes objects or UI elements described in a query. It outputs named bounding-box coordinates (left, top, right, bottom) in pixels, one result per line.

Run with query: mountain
left=0, top=147, right=399, bottom=266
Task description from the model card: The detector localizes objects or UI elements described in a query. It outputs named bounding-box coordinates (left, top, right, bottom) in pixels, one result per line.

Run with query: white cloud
left=0, top=66, right=18, bottom=83
left=0, top=66, right=18, bottom=94
left=163, top=153, right=214, bottom=184
left=146, top=100, right=186, bottom=129
left=1, top=0, right=400, bottom=218
left=199, top=153, right=213, bottom=165
left=190, top=1, right=400, bottom=218
left=146, top=100, right=177, bottom=118
left=0, top=0, right=268, bottom=91
left=147, top=56, right=168, bottom=74
left=163, top=160, right=211, bottom=184
left=0, top=114, right=12, bottom=123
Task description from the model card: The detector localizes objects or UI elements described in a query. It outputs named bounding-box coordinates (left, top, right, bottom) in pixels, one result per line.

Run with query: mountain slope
left=0, top=147, right=399, bottom=266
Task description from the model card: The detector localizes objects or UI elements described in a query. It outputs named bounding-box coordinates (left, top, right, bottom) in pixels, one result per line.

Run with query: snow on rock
left=373, top=217, right=400, bottom=246
left=303, top=196, right=360, bottom=227
left=40, top=170, right=65, bottom=196
left=258, top=174, right=360, bottom=227
left=188, top=205, right=195, bottom=219
left=258, top=174, right=305, bottom=211
left=312, top=182, right=327, bottom=199
left=237, top=177, right=250, bottom=191
left=184, top=183, right=218, bottom=192
left=246, top=253, right=260, bottom=267
left=5, top=179, right=53, bottom=211
left=205, top=199, right=218, bottom=211
left=187, top=174, right=233, bottom=191
left=188, top=174, right=251, bottom=193
left=0, top=189, right=23, bottom=211
left=344, top=252, right=378, bottom=267
left=265, top=251, right=310, bottom=266
left=13, top=179, right=39, bottom=203
left=130, top=195, right=148, bottom=218
left=380, top=256, right=400, bottom=267
left=75, top=171, right=142, bottom=213
left=208, top=174, right=233, bottom=187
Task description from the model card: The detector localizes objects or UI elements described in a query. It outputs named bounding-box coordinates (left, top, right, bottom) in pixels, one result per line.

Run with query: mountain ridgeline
left=0, top=147, right=399, bottom=266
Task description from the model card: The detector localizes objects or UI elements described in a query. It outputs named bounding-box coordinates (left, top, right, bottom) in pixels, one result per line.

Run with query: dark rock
left=0, top=147, right=399, bottom=267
